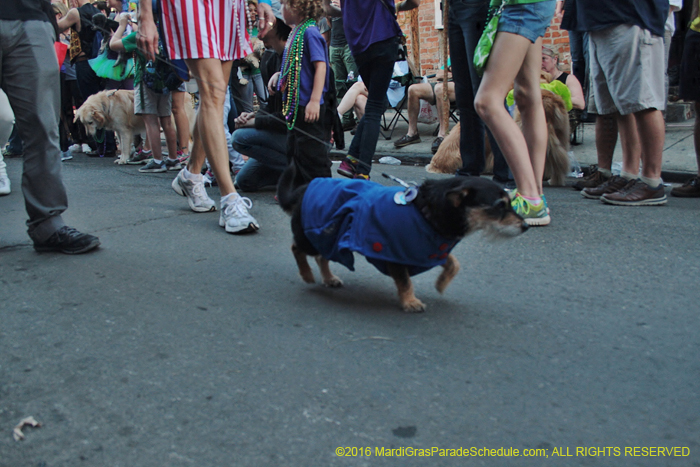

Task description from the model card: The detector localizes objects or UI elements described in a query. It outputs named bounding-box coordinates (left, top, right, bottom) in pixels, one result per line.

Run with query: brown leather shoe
left=581, top=175, right=631, bottom=199
left=671, top=176, right=700, bottom=198
left=572, top=166, right=609, bottom=191
left=601, top=179, right=667, bottom=206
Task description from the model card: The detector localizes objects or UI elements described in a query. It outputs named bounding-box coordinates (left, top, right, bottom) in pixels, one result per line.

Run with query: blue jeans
left=449, top=0, right=512, bottom=182
left=6, top=124, right=23, bottom=154
left=348, top=37, right=399, bottom=176
left=232, top=128, right=286, bottom=192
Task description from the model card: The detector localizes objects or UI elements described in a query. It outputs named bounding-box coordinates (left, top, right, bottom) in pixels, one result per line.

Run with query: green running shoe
left=512, top=193, right=551, bottom=226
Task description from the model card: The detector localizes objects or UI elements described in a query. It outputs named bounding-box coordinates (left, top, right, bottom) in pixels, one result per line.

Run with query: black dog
left=278, top=169, right=528, bottom=312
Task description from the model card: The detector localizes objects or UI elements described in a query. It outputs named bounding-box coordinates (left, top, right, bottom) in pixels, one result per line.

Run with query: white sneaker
left=69, top=144, right=81, bottom=153
left=0, top=173, right=10, bottom=196
left=219, top=193, right=259, bottom=234
left=171, top=169, right=216, bottom=212
left=81, top=144, right=92, bottom=153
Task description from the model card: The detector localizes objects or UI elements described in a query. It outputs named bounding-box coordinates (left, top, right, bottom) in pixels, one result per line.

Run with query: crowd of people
left=1, top=0, right=698, bottom=254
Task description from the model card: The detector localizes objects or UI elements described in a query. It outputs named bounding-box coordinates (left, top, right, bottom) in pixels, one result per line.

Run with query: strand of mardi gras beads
left=279, top=18, right=315, bottom=130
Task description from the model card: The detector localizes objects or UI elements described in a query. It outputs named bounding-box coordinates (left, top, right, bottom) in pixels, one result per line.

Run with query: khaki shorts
left=588, top=24, right=665, bottom=116
left=134, top=83, right=172, bottom=117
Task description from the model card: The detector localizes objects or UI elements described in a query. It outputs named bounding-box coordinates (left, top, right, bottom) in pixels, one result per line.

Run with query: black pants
left=286, top=103, right=333, bottom=187
left=59, top=74, right=88, bottom=151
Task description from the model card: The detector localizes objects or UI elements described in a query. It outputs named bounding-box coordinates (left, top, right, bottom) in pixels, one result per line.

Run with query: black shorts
left=679, top=29, right=700, bottom=102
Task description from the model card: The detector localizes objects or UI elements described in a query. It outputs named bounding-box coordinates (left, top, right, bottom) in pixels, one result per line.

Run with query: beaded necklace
left=233, top=0, right=251, bottom=59
left=279, top=18, right=316, bottom=130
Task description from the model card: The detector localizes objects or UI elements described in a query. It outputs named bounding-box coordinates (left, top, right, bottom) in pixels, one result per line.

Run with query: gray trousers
left=0, top=20, right=67, bottom=242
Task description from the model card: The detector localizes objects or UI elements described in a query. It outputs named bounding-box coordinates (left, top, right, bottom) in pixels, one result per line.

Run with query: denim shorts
left=498, top=0, right=556, bottom=43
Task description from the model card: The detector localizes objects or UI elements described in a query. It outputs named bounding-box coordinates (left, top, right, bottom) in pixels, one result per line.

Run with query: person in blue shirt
left=270, top=0, right=334, bottom=187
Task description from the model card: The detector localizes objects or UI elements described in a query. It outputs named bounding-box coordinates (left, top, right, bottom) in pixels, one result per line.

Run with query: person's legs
left=0, top=88, right=12, bottom=195
left=160, top=115, right=179, bottom=162
left=568, top=30, right=587, bottom=88
left=634, top=109, right=664, bottom=180
left=170, top=90, right=191, bottom=156
left=594, top=114, right=617, bottom=172
left=347, top=37, right=398, bottom=176
left=232, top=128, right=287, bottom=171
left=185, top=58, right=237, bottom=196
left=354, top=94, right=367, bottom=121
left=5, top=124, right=23, bottom=155
left=235, top=158, right=283, bottom=192
left=336, top=81, right=367, bottom=116
left=615, top=112, right=641, bottom=176
left=405, top=82, right=433, bottom=137
left=475, top=32, right=539, bottom=197
left=671, top=30, right=700, bottom=196
left=288, top=104, right=332, bottom=186
left=0, top=20, right=99, bottom=250
left=434, top=82, right=455, bottom=138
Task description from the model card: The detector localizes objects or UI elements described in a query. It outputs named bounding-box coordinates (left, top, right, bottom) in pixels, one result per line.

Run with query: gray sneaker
left=165, top=158, right=182, bottom=171
left=139, top=159, right=167, bottom=173
left=219, top=193, right=259, bottom=234
left=171, top=169, right=217, bottom=212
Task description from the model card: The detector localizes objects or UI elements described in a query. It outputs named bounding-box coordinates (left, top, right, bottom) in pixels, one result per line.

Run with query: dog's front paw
left=299, top=270, right=315, bottom=284
left=323, top=276, right=343, bottom=288
left=114, top=158, right=127, bottom=165
left=401, top=298, right=426, bottom=313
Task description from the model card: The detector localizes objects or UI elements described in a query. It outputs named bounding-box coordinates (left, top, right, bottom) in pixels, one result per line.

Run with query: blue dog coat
left=301, top=178, right=459, bottom=276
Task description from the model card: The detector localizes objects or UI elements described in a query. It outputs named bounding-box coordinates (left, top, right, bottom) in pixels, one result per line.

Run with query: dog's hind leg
left=386, top=262, right=425, bottom=313
left=435, top=254, right=460, bottom=294
left=315, top=256, right=343, bottom=288
left=292, top=244, right=315, bottom=284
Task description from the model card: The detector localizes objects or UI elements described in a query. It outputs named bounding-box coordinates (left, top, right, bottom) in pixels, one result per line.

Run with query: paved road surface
left=1, top=155, right=698, bottom=466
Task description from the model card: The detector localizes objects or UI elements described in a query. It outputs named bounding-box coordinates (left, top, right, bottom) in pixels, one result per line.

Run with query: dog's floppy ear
left=91, top=109, right=105, bottom=126
left=446, top=187, right=470, bottom=208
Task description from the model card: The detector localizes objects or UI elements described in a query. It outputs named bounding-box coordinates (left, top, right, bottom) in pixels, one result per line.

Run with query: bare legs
left=184, top=58, right=236, bottom=197
left=475, top=33, right=546, bottom=198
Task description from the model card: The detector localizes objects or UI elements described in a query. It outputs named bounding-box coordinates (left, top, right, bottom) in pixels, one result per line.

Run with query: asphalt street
left=1, top=153, right=699, bottom=467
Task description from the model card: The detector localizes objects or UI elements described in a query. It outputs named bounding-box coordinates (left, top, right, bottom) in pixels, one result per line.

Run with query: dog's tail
left=276, top=163, right=306, bottom=215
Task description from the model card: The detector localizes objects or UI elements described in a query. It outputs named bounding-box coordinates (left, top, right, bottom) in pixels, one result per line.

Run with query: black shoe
left=431, top=136, right=444, bottom=154
left=394, top=134, right=421, bottom=148
left=33, top=226, right=101, bottom=254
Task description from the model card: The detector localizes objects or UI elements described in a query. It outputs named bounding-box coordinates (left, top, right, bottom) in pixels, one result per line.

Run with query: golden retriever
left=426, top=73, right=571, bottom=186
left=75, top=90, right=146, bottom=165
left=75, top=90, right=196, bottom=165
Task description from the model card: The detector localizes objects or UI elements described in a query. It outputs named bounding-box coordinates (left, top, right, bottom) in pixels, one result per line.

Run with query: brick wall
left=398, top=2, right=571, bottom=76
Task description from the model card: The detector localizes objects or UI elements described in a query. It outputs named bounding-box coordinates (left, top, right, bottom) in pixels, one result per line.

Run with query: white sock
left=152, top=158, right=164, bottom=165
left=183, top=167, right=202, bottom=182
left=640, top=175, right=662, bottom=188
left=599, top=167, right=612, bottom=177
left=620, top=171, right=637, bottom=181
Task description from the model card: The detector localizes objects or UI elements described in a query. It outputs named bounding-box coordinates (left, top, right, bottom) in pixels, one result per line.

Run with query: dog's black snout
left=521, top=222, right=529, bottom=232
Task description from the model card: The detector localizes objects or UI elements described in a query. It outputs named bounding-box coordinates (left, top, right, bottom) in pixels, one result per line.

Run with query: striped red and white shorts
left=160, top=0, right=252, bottom=61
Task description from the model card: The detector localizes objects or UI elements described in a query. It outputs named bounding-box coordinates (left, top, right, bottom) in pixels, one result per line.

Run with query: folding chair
left=569, top=108, right=584, bottom=145
left=379, top=66, right=414, bottom=140
left=379, top=56, right=416, bottom=140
